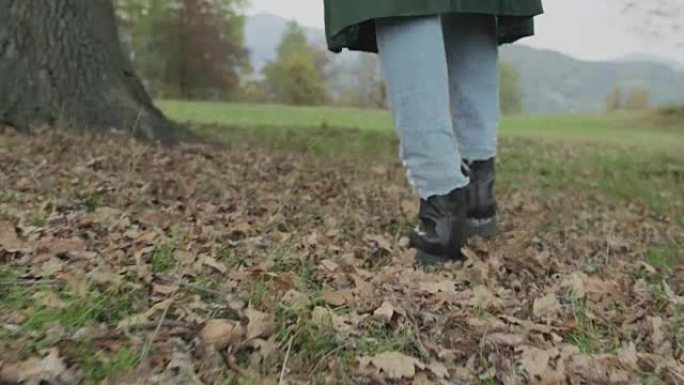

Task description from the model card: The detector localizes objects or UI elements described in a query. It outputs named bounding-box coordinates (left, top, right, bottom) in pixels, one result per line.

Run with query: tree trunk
left=0, top=0, right=179, bottom=141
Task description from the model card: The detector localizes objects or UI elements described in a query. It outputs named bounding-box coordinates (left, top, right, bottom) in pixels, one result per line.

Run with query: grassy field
left=158, top=99, right=684, bottom=149
left=1, top=103, right=683, bottom=384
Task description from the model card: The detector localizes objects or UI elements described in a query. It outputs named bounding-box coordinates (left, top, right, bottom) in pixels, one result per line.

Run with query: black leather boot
left=463, top=158, right=497, bottom=238
left=409, top=187, right=468, bottom=265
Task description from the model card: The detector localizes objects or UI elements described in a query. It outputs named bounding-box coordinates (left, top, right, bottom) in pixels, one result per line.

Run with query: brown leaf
left=322, top=290, right=348, bottom=307
left=311, top=306, right=333, bottom=325
left=561, top=272, right=586, bottom=299
left=246, top=308, right=276, bottom=340
left=201, top=255, right=227, bottom=274
left=200, top=319, right=245, bottom=349
left=518, top=346, right=565, bottom=385
left=0, top=221, right=21, bottom=251
left=281, top=289, right=310, bottom=310
left=174, top=250, right=196, bottom=265
left=584, top=276, right=621, bottom=296
left=532, top=293, right=560, bottom=319
left=32, top=291, right=68, bottom=309
left=471, top=285, right=498, bottom=308
left=485, top=333, right=525, bottom=347
left=372, top=301, right=395, bottom=323
left=650, top=316, right=666, bottom=348
left=153, top=339, right=204, bottom=385
left=427, top=362, right=449, bottom=379
left=153, top=284, right=180, bottom=295
left=0, top=349, right=73, bottom=385
left=617, top=342, right=638, bottom=370
left=419, top=281, right=456, bottom=294
left=358, top=351, right=425, bottom=380
left=320, top=259, right=340, bottom=272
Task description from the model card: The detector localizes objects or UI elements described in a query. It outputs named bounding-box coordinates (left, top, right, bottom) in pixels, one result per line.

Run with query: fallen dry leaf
left=358, top=352, right=425, bottom=380
left=427, top=362, right=449, bottom=379
left=518, top=346, right=565, bottom=385
left=0, top=349, right=73, bottom=385
left=485, top=333, right=525, bottom=347
left=46, top=237, right=86, bottom=257
left=320, top=259, right=340, bottom=272
left=152, top=339, right=204, bottom=385
left=372, top=301, right=395, bottom=323
left=617, top=342, right=638, bottom=370
left=201, top=255, right=227, bottom=274
left=246, top=308, right=276, bottom=340
left=321, top=290, right=348, bottom=307
left=153, top=283, right=180, bottom=295
left=0, top=220, right=21, bottom=251
left=584, top=276, right=621, bottom=297
left=419, top=281, right=456, bottom=294
left=532, top=293, right=560, bottom=320
left=200, top=319, right=245, bottom=349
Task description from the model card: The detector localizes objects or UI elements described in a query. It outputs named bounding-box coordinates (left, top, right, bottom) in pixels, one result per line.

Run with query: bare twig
left=0, top=278, right=64, bottom=287
left=128, top=320, right=194, bottom=331
left=139, top=305, right=169, bottom=363
left=157, top=275, right=230, bottom=298
left=279, top=336, right=294, bottom=385
left=406, top=314, right=431, bottom=360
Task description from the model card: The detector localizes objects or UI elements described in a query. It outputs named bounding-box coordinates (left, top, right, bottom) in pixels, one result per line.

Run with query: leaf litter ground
left=0, top=128, right=683, bottom=385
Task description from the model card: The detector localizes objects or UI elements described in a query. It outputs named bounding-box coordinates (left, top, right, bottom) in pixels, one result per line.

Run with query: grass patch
left=567, top=297, right=620, bottom=355
left=1, top=269, right=146, bottom=382
left=75, top=345, right=140, bottom=383
left=159, top=100, right=684, bottom=150
left=150, top=241, right=177, bottom=273
left=648, top=245, right=683, bottom=271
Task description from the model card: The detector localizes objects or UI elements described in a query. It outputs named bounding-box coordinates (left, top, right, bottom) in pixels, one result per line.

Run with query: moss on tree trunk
left=0, top=0, right=179, bottom=141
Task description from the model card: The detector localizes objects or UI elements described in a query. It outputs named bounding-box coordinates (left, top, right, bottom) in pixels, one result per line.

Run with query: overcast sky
left=248, top=0, right=684, bottom=64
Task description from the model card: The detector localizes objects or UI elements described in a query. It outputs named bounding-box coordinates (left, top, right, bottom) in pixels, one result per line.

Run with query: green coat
left=325, top=0, right=543, bottom=53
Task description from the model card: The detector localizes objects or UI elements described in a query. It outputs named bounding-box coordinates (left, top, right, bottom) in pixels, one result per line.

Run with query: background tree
left=606, top=86, right=624, bottom=111
left=262, top=22, right=327, bottom=105
left=499, top=61, right=523, bottom=115
left=117, top=0, right=250, bottom=100
left=624, top=88, right=652, bottom=110
left=0, top=0, right=175, bottom=139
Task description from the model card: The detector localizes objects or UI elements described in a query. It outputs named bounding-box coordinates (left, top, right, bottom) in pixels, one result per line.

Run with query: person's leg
left=375, top=16, right=468, bottom=200
left=442, top=14, right=499, bottom=162
left=442, top=14, right=499, bottom=237
left=376, top=16, right=469, bottom=263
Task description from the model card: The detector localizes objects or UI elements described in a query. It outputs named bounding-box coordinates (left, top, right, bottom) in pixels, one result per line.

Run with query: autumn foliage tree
left=118, top=0, right=249, bottom=100
left=262, top=22, right=327, bottom=106
left=499, top=61, right=523, bottom=115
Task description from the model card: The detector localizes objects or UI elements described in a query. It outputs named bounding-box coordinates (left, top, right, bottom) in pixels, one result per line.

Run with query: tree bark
left=0, top=0, right=179, bottom=141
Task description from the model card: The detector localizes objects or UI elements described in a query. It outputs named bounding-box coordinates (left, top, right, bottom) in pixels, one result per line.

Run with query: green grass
left=157, top=100, right=684, bottom=150
left=150, top=241, right=177, bottom=273
left=648, top=245, right=684, bottom=271
left=0, top=267, right=145, bottom=382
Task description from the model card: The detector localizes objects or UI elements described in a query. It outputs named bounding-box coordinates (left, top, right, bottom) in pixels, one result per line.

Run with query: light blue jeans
left=376, top=14, right=499, bottom=199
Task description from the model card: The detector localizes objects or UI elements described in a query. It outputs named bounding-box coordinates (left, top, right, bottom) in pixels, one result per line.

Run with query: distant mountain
left=616, top=53, right=684, bottom=73
left=245, top=14, right=684, bottom=115
left=501, top=45, right=684, bottom=114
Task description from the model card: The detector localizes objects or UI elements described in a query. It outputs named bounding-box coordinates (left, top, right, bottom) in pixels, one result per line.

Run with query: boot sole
left=415, top=250, right=463, bottom=266
left=466, top=216, right=497, bottom=239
